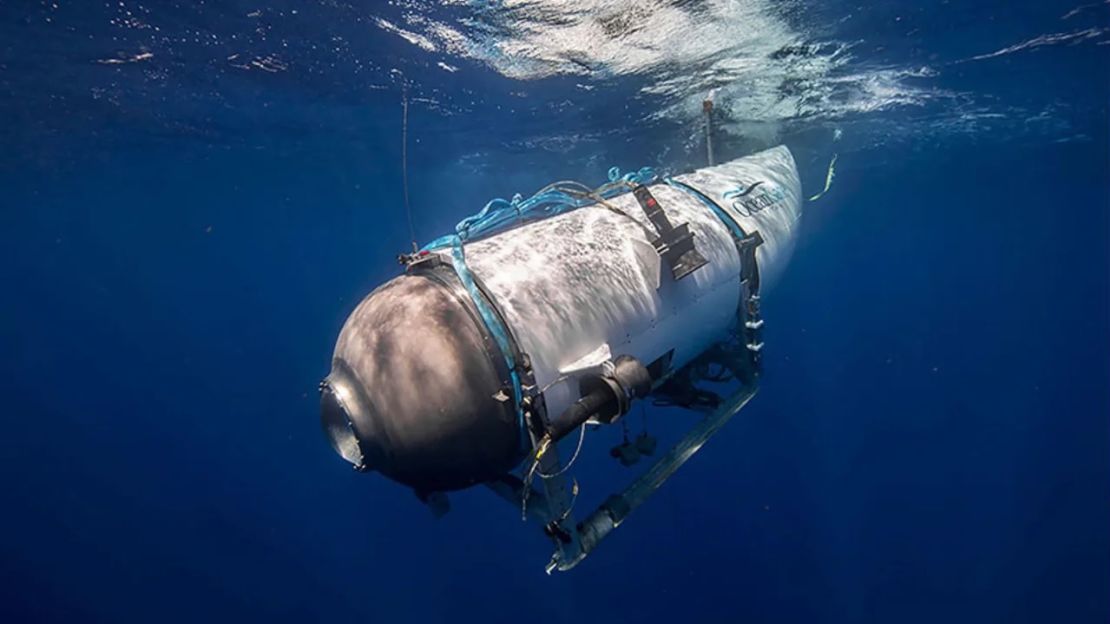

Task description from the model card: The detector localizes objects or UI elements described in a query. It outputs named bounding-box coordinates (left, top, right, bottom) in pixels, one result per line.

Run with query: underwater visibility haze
left=2, top=1, right=1109, bottom=622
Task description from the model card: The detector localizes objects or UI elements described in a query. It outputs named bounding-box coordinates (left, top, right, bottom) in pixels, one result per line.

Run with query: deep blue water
left=2, top=1, right=1108, bottom=622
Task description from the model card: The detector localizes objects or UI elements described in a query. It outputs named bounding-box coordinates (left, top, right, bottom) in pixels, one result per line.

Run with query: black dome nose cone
left=321, top=269, right=525, bottom=492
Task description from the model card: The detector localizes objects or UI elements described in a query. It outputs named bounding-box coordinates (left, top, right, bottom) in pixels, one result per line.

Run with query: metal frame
left=487, top=381, right=758, bottom=573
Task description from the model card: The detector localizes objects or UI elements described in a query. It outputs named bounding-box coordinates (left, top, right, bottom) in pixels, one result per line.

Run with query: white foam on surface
left=374, top=1, right=949, bottom=140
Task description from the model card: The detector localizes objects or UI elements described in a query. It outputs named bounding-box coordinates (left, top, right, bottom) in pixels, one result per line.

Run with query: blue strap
left=445, top=235, right=527, bottom=448
left=419, top=165, right=659, bottom=451
left=664, top=178, right=747, bottom=240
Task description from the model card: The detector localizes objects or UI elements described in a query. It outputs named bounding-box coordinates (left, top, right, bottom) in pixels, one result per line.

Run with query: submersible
left=321, top=146, right=803, bottom=571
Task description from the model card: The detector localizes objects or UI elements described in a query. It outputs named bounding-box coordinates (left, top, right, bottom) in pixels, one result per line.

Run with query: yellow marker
left=535, top=436, right=551, bottom=460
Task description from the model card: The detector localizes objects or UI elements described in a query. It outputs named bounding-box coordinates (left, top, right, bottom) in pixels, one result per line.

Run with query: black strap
left=631, top=184, right=708, bottom=281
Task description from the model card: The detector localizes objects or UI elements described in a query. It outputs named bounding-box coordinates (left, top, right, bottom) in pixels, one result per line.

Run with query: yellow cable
left=808, top=153, right=838, bottom=202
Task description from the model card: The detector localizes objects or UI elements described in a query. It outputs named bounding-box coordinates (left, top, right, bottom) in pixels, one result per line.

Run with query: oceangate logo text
left=723, top=181, right=786, bottom=217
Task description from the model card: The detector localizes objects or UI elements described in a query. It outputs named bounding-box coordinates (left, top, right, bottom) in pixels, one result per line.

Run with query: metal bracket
left=399, top=249, right=444, bottom=271
left=631, top=185, right=708, bottom=281
left=736, top=232, right=764, bottom=379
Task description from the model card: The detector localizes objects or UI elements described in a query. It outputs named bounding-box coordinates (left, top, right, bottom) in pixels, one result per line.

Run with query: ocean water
left=2, top=1, right=1108, bottom=622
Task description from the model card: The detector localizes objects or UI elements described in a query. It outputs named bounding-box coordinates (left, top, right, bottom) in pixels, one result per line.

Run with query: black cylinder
left=320, top=267, right=523, bottom=492
left=546, top=355, right=652, bottom=442
left=547, top=387, right=618, bottom=442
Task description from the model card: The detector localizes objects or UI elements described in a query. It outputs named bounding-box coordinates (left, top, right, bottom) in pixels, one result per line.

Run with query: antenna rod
left=703, top=98, right=715, bottom=166
left=401, top=87, right=418, bottom=253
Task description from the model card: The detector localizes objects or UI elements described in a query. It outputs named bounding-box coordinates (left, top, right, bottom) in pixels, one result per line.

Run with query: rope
left=520, top=425, right=587, bottom=519
left=537, top=424, right=587, bottom=479
left=422, top=166, right=657, bottom=251
left=520, top=438, right=547, bottom=520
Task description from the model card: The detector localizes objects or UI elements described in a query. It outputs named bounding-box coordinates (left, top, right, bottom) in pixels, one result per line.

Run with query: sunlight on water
left=2, top=0, right=1106, bottom=164
left=376, top=1, right=947, bottom=141
left=362, top=0, right=1110, bottom=155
